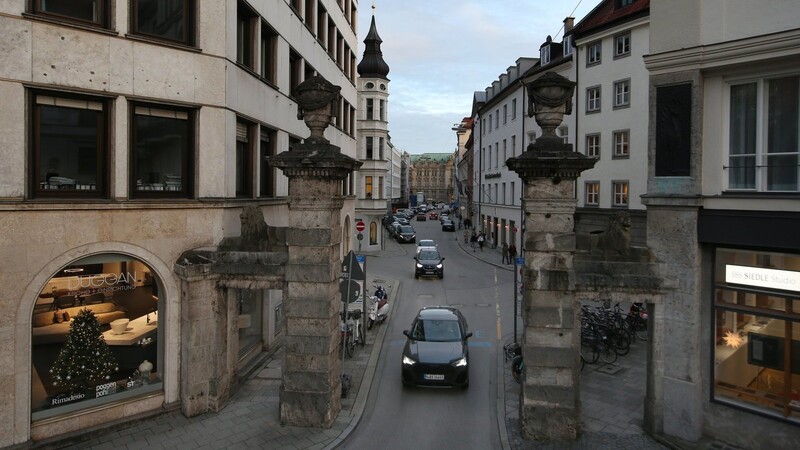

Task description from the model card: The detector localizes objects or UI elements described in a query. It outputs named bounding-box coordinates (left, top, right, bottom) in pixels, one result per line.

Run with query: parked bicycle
left=503, top=339, right=524, bottom=384
left=340, top=311, right=355, bottom=358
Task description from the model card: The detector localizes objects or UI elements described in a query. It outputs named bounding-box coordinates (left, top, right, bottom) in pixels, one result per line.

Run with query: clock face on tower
left=365, top=82, right=375, bottom=89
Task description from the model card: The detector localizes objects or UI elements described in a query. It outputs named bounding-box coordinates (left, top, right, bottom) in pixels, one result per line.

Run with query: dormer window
left=563, top=35, right=573, bottom=56
left=540, top=45, right=550, bottom=65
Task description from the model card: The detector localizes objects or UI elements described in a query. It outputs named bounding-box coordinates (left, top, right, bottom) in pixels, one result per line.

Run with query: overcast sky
left=356, top=0, right=597, bottom=155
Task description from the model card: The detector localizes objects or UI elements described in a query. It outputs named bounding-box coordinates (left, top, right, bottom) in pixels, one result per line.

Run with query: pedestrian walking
left=501, top=242, right=509, bottom=264
left=477, top=233, right=485, bottom=251
left=470, top=232, right=478, bottom=252
left=508, top=243, right=517, bottom=264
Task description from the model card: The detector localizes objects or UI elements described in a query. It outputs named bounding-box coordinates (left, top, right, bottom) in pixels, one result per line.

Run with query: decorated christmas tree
left=50, top=309, right=119, bottom=392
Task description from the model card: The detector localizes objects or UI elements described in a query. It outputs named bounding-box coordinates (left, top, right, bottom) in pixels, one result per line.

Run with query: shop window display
left=713, top=248, right=800, bottom=423
left=31, top=255, right=161, bottom=420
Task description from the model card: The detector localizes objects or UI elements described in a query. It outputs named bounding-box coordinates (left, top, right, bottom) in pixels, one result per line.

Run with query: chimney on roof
left=564, top=17, right=574, bottom=33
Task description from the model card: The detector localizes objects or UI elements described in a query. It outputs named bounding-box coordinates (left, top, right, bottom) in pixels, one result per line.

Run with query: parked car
left=401, top=306, right=471, bottom=388
left=428, top=211, right=438, bottom=220
left=414, top=248, right=444, bottom=278
left=395, top=215, right=410, bottom=226
left=441, top=219, right=455, bottom=232
left=396, top=225, right=417, bottom=244
left=389, top=222, right=402, bottom=239
left=439, top=214, right=450, bottom=224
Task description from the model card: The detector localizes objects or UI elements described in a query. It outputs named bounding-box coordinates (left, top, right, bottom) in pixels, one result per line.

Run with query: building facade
left=409, top=153, right=455, bottom=207
left=572, top=0, right=650, bottom=245
left=643, top=0, right=800, bottom=447
left=355, top=14, right=391, bottom=250
left=0, top=0, right=359, bottom=446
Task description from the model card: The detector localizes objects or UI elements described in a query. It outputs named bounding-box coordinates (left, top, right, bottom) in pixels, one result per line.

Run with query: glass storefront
left=31, top=254, right=162, bottom=420
left=713, top=248, right=800, bottom=423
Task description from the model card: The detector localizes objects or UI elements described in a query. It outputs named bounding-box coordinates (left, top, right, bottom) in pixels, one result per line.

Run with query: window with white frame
left=495, top=109, right=499, bottom=128
left=613, top=130, right=630, bottom=158
left=512, top=99, right=517, bottom=120
left=586, top=133, right=600, bottom=158
left=503, top=105, right=508, bottom=124
left=488, top=115, right=492, bottom=133
left=503, top=139, right=507, bottom=163
left=563, top=35, right=573, bottom=56
left=365, top=136, right=373, bottom=159
left=614, top=33, right=630, bottom=58
left=614, top=79, right=630, bottom=108
left=585, top=182, right=599, bottom=206
left=558, top=126, right=569, bottom=144
left=366, top=98, right=374, bottom=120
left=365, top=176, right=373, bottom=198
left=379, top=137, right=385, bottom=160
left=728, top=76, right=800, bottom=192
left=495, top=143, right=499, bottom=168
left=482, top=118, right=486, bottom=135
left=502, top=183, right=507, bottom=205
left=512, top=135, right=517, bottom=156
left=586, top=86, right=601, bottom=113
left=587, top=41, right=601, bottom=65
left=540, top=45, right=550, bottom=65
left=379, top=99, right=385, bottom=121
left=612, top=181, right=629, bottom=207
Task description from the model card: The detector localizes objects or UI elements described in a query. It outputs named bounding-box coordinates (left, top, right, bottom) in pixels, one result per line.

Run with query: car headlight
left=436, top=264, right=443, bottom=269
left=403, top=355, right=417, bottom=366
left=416, top=263, right=423, bottom=268
left=453, top=357, right=467, bottom=367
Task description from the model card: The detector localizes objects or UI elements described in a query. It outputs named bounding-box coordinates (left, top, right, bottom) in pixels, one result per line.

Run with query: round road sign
left=356, top=221, right=365, bottom=232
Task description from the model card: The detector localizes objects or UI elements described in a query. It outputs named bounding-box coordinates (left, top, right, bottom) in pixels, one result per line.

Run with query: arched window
left=31, top=254, right=162, bottom=420
left=370, top=221, right=377, bottom=245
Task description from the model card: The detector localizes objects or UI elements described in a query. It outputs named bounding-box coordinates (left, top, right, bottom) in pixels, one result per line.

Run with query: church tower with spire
left=355, top=8, right=392, bottom=250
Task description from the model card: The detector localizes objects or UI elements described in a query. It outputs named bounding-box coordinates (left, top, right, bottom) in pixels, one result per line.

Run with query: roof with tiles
left=571, top=0, right=650, bottom=38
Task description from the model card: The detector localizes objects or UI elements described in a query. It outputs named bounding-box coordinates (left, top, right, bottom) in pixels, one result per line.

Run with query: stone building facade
left=0, top=0, right=358, bottom=446
left=409, top=153, right=454, bottom=206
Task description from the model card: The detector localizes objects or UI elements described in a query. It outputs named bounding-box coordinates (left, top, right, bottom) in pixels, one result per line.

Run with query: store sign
left=95, top=381, right=117, bottom=398
left=66, top=271, right=138, bottom=296
left=725, top=265, right=800, bottom=292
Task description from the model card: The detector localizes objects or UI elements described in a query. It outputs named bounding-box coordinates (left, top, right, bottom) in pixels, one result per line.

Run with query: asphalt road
left=341, top=218, right=516, bottom=450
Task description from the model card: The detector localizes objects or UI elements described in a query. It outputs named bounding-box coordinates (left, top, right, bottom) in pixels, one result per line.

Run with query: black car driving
left=441, top=219, right=455, bottom=232
left=414, top=248, right=444, bottom=278
left=401, top=306, right=471, bottom=388
left=396, top=225, right=416, bottom=244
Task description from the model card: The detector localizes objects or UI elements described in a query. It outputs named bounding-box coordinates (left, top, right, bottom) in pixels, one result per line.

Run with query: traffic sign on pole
left=356, top=221, right=365, bottom=232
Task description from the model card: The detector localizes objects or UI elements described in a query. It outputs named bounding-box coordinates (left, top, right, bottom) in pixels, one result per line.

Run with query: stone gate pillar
left=507, top=72, right=596, bottom=441
left=270, top=76, right=361, bottom=427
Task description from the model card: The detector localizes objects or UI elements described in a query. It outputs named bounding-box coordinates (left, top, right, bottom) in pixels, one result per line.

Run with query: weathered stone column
left=507, top=72, right=596, bottom=441
left=270, top=76, right=361, bottom=427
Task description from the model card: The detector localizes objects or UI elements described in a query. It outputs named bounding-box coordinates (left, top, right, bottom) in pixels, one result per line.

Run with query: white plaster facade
left=0, top=0, right=359, bottom=446
left=473, top=58, right=538, bottom=250
left=574, top=17, right=650, bottom=211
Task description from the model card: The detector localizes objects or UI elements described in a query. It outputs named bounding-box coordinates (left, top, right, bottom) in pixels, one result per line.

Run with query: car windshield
left=417, top=250, right=440, bottom=260
left=400, top=225, right=414, bottom=233
left=418, top=239, right=436, bottom=247
left=410, top=319, right=462, bottom=342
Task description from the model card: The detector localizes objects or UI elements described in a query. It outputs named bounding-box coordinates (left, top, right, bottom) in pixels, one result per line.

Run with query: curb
left=325, top=276, right=400, bottom=450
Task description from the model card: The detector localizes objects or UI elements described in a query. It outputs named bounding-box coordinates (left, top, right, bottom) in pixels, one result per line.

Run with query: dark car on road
left=414, top=248, right=444, bottom=279
left=401, top=306, right=471, bottom=388
left=388, top=222, right=402, bottom=239
left=428, top=211, right=438, bottom=220
left=396, top=225, right=416, bottom=244
left=416, top=213, right=427, bottom=221
left=441, top=219, right=455, bottom=232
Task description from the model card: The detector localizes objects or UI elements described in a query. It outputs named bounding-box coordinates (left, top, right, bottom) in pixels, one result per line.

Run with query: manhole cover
left=596, top=364, right=624, bottom=375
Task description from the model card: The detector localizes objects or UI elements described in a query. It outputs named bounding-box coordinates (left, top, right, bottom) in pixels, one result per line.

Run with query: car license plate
left=424, top=374, right=445, bottom=380
left=425, top=271, right=433, bottom=274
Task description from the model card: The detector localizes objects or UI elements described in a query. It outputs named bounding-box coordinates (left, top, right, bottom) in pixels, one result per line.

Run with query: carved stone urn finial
left=293, top=75, right=341, bottom=145
left=525, top=71, right=575, bottom=143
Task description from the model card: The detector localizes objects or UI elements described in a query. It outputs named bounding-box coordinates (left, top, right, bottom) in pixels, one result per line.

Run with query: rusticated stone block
left=524, top=327, right=573, bottom=348
left=525, top=306, right=576, bottom=329
left=523, top=384, right=577, bottom=407
left=283, top=297, right=339, bottom=319
left=284, top=334, right=339, bottom=355
left=279, top=384, right=341, bottom=428
left=284, top=351, right=338, bottom=372
left=286, top=228, right=335, bottom=247
left=286, top=316, right=336, bottom=337
left=285, top=264, right=337, bottom=283
left=528, top=269, right=571, bottom=291
left=524, top=233, right=576, bottom=252
left=524, top=346, right=578, bottom=369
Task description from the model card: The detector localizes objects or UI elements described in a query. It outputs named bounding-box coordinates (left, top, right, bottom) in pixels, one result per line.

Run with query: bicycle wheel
left=345, top=334, right=354, bottom=358
left=609, top=330, right=630, bottom=356
left=598, top=341, right=618, bottom=364
left=634, top=320, right=648, bottom=342
left=511, top=356, right=523, bottom=384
